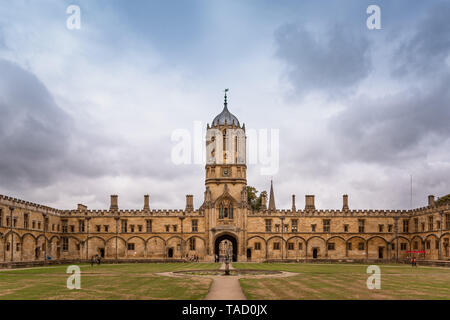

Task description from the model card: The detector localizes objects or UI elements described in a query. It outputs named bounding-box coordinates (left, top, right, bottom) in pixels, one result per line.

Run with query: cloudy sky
left=0, top=0, right=449, bottom=211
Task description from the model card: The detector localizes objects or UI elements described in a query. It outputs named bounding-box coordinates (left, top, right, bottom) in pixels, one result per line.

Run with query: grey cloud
left=0, top=60, right=115, bottom=189
left=0, top=59, right=74, bottom=187
left=275, top=23, right=372, bottom=97
left=329, top=73, right=450, bottom=164
left=0, top=59, right=199, bottom=195
left=329, top=4, right=450, bottom=166
left=392, top=3, right=450, bottom=78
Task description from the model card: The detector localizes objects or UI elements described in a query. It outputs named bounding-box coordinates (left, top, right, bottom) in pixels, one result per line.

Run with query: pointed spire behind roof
left=268, top=180, right=276, bottom=211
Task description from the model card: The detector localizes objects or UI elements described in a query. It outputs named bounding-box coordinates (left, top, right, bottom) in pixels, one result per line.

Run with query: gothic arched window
left=218, top=199, right=234, bottom=220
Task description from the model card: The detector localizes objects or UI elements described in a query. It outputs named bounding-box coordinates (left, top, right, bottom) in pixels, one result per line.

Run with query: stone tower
left=205, top=89, right=247, bottom=203
left=203, top=89, right=248, bottom=261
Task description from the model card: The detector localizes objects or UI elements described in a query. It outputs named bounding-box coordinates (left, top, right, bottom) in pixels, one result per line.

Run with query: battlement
left=410, top=203, right=450, bottom=216
left=251, top=208, right=416, bottom=217
left=0, top=194, right=62, bottom=216
left=60, top=208, right=203, bottom=217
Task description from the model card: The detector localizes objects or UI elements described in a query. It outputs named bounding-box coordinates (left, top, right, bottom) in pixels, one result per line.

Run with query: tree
left=436, top=194, right=450, bottom=206
left=246, top=186, right=267, bottom=211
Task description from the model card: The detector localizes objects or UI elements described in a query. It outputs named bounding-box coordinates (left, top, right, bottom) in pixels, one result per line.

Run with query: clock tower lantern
left=205, top=89, right=247, bottom=203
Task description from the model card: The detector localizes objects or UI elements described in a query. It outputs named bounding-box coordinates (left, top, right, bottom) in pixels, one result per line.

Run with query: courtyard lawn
left=0, top=262, right=219, bottom=300
left=234, top=263, right=450, bottom=300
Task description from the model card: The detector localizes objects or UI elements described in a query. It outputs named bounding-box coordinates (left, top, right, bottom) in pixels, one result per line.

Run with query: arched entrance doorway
left=313, top=248, right=318, bottom=259
left=214, top=234, right=238, bottom=262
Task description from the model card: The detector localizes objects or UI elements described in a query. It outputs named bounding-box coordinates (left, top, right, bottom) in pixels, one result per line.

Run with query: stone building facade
left=1, top=95, right=449, bottom=264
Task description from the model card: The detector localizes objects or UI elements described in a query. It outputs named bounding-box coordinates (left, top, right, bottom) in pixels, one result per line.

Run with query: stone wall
left=1, top=194, right=449, bottom=264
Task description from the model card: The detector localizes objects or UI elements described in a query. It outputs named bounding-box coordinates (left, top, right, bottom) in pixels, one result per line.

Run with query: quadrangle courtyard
left=0, top=262, right=449, bottom=300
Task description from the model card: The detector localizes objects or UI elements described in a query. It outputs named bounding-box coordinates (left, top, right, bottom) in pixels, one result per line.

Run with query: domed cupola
left=212, top=89, right=240, bottom=127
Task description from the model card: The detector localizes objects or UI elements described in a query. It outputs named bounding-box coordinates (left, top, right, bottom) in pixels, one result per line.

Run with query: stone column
left=305, top=242, right=308, bottom=261
left=9, top=207, right=13, bottom=262
left=394, top=217, right=399, bottom=262
left=280, top=217, right=285, bottom=260
left=115, top=217, right=119, bottom=261
left=365, top=240, right=369, bottom=261
left=179, top=217, right=185, bottom=259
left=386, top=243, right=390, bottom=261
left=86, top=217, right=91, bottom=260
left=43, top=212, right=47, bottom=263
left=438, top=211, right=443, bottom=260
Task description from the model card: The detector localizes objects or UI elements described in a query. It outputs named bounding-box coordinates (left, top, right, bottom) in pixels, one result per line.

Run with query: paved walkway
left=204, top=263, right=246, bottom=300
left=156, top=263, right=297, bottom=300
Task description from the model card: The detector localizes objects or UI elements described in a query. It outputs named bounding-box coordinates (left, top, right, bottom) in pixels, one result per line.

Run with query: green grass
left=0, top=263, right=220, bottom=300
left=234, top=263, right=450, bottom=300
left=3, top=262, right=449, bottom=300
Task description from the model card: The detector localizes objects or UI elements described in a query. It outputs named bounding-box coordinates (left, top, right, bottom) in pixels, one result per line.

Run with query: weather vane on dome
left=224, top=88, right=229, bottom=105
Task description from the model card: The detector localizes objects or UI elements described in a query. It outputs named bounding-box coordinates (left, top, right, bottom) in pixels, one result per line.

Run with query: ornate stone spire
left=268, top=180, right=276, bottom=211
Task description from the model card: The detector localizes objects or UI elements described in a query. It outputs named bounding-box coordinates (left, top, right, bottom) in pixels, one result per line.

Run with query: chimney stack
left=144, top=195, right=150, bottom=211
left=342, top=194, right=349, bottom=210
left=77, top=204, right=87, bottom=211
left=261, top=193, right=267, bottom=210
left=305, top=195, right=315, bottom=210
left=185, top=195, right=194, bottom=212
left=110, top=195, right=118, bottom=211
left=292, top=195, right=296, bottom=211
left=428, top=195, right=435, bottom=207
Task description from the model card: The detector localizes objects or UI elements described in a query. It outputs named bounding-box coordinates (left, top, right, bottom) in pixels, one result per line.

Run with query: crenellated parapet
left=250, top=208, right=412, bottom=217
left=0, top=194, right=62, bottom=216
left=409, top=203, right=450, bottom=216
left=60, top=208, right=203, bottom=217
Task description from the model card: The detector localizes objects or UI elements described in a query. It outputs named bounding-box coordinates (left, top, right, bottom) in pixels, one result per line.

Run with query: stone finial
left=342, top=194, right=349, bottom=210
left=292, top=194, right=296, bottom=211
left=110, top=195, right=118, bottom=211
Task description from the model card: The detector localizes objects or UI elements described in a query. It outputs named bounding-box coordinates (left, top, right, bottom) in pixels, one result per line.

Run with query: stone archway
left=214, top=233, right=238, bottom=262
